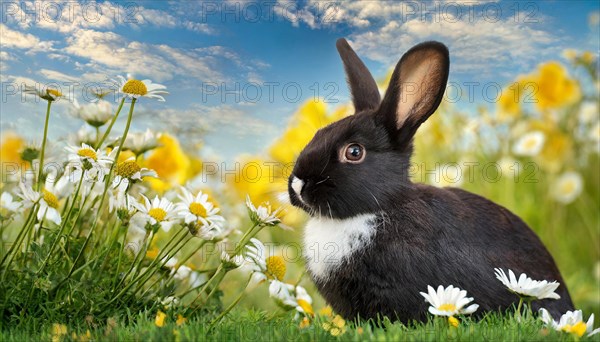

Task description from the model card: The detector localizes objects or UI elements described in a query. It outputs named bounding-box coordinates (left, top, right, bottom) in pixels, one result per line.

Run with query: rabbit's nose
left=291, top=176, right=305, bottom=199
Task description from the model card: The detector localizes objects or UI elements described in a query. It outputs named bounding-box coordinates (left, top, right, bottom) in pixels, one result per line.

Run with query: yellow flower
left=144, top=134, right=192, bottom=192
left=269, top=100, right=349, bottom=164
left=146, top=247, right=160, bottom=260
left=71, top=330, right=92, bottom=342
left=581, top=51, right=596, bottom=64
left=51, top=323, right=68, bottom=342
left=537, top=131, right=573, bottom=173
left=155, top=310, right=167, bottom=327
left=524, top=120, right=573, bottom=173
left=299, top=317, right=311, bottom=329
left=562, top=49, right=577, bottom=61
left=448, top=316, right=459, bottom=327
left=176, top=314, right=187, bottom=326
left=530, top=62, right=580, bottom=111
left=497, top=82, right=524, bottom=121
left=322, top=314, right=347, bottom=336
left=234, top=100, right=350, bottom=226
left=0, top=133, right=31, bottom=182
left=231, top=156, right=279, bottom=207
left=319, top=306, right=334, bottom=318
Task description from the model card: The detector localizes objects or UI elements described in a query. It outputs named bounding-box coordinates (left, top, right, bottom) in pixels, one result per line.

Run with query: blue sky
left=1, top=0, right=599, bottom=161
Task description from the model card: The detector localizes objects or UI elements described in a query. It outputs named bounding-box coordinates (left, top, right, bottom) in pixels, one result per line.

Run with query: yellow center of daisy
left=297, top=299, right=314, bottom=316
left=438, top=303, right=457, bottom=312
left=265, top=255, right=286, bottom=281
left=560, top=181, right=575, bottom=194
left=148, top=208, right=167, bottom=222
left=47, top=89, right=62, bottom=98
left=122, top=80, right=148, bottom=96
left=562, top=321, right=587, bottom=337
left=524, top=137, right=539, bottom=150
left=189, top=202, right=207, bottom=217
left=77, top=148, right=98, bottom=161
left=115, top=160, right=141, bottom=178
left=42, top=189, right=59, bottom=209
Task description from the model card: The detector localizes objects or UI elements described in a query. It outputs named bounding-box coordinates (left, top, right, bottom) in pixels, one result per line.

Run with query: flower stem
left=515, top=297, right=524, bottom=320
left=36, top=100, right=52, bottom=191
left=208, top=281, right=248, bottom=331
left=189, top=264, right=226, bottom=312
left=0, top=204, right=37, bottom=272
left=63, top=98, right=136, bottom=284
left=95, top=98, right=125, bottom=149
left=37, top=173, right=84, bottom=275
left=127, top=233, right=192, bottom=297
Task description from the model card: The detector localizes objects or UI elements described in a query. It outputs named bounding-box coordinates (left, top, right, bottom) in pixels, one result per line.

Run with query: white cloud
left=63, top=29, right=238, bottom=82
left=274, top=1, right=560, bottom=77
left=0, top=24, right=54, bottom=51
left=0, top=51, right=14, bottom=71
left=183, top=20, right=215, bottom=34
left=3, top=1, right=214, bottom=34
left=39, top=69, right=80, bottom=82
left=350, top=15, right=555, bottom=76
left=146, top=104, right=275, bottom=138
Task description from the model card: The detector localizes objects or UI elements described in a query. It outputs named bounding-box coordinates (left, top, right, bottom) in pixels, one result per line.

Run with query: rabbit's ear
left=336, top=38, right=381, bottom=112
left=378, top=42, right=449, bottom=145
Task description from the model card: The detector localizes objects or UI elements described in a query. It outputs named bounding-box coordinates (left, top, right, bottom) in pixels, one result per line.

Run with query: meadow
left=0, top=48, right=598, bottom=341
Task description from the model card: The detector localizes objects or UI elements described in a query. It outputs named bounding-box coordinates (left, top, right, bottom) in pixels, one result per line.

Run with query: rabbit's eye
left=342, top=143, right=366, bottom=163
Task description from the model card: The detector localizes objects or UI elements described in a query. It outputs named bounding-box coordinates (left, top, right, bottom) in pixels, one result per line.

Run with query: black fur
left=289, top=38, right=573, bottom=323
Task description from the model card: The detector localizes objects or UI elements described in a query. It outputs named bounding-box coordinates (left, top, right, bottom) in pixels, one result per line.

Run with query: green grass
left=2, top=308, right=600, bottom=342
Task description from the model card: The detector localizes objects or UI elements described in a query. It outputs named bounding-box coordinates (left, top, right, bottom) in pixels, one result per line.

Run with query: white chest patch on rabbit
left=303, top=214, right=377, bottom=281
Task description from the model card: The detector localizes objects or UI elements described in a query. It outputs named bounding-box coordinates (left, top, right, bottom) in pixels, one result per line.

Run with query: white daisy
left=109, top=192, right=139, bottom=226
left=65, top=143, right=113, bottom=182
left=497, top=156, right=520, bottom=178
left=579, top=101, right=599, bottom=124
left=245, top=238, right=268, bottom=284
left=15, top=182, right=41, bottom=209
left=72, top=126, right=97, bottom=146
left=23, top=85, right=63, bottom=102
left=125, top=217, right=148, bottom=254
left=173, top=265, right=192, bottom=281
left=112, top=75, right=168, bottom=102
left=44, top=171, right=73, bottom=200
left=295, top=285, right=314, bottom=315
left=221, top=251, right=244, bottom=269
left=134, top=195, right=179, bottom=232
left=244, top=238, right=288, bottom=285
left=177, top=188, right=224, bottom=228
left=269, top=280, right=297, bottom=308
left=512, top=131, right=546, bottom=157
left=539, top=308, right=600, bottom=337
left=246, top=195, right=282, bottom=226
left=1, top=192, right=22, bottom=213
left=268, top=280, right=314, bottom=315
left=420, top=285, right=479, bottom=317
left=494, top=268, right=560, bottom=300
left=160, top=296, right=180, bottom=309
left=123, top=129, right=160, bottom=155
left=72, top=98, right=113, bottom=128
left=551, top=172, right=583, bottom=204
left=15, top=182, right=61, bottom=225
left=112, top=157, right=157, bottom=192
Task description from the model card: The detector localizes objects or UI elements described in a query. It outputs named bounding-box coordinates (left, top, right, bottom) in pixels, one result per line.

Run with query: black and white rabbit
left=288, top=38, right=574, bottom=323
